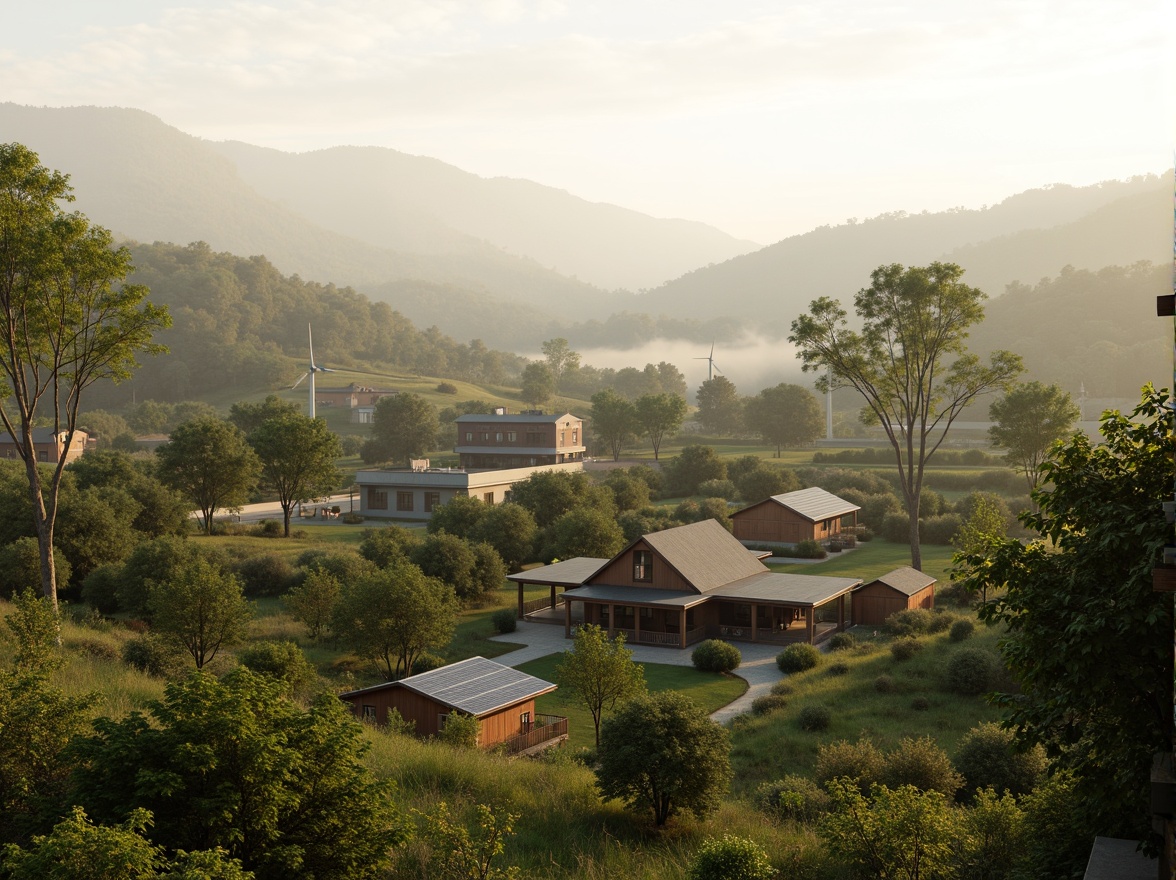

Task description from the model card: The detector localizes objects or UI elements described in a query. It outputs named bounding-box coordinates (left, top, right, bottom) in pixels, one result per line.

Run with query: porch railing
left=522, top=595, right=565, bottom=615
left=503, top=715, right=568, bottom=756
left=604, top=627, right=707, bottom=647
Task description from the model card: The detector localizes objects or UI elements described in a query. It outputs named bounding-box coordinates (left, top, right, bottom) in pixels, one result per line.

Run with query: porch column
left=607, top=603, right=615, bottom=639
left=634, top=606, right=641, bottom=645
left=517, top=580, right=526, bottom=620
left=680, top=607, right=687, bottom=649
left=838, top=594, right=846, bottom=631
left=751, top=605, right=758, bottom=643
left=806, top=607, right=814, bottom=643
left=549, top=584, right=557, bottom=611
left=564, top=597, right=572, bottom=639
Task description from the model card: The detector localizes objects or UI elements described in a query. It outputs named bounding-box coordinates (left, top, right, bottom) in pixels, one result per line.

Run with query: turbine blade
left=291, top=372, right=309, bottom=390
left=308, top=323, right=315, bottom=369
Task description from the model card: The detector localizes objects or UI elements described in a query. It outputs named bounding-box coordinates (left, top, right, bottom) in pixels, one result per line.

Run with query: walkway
left=489, top=621, right=786, bottom=725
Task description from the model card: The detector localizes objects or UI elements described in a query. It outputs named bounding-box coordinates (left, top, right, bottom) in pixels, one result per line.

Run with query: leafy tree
left=519, top=362, right=555, bottom=407
left=820, top=780, right=959, bottom=880
left=0, top=143, right=170, bottom=609
left=149, top=556, right=252, bottom=669
left=331, top=561, right=457, bottom=679
left=541, top=337, right=580, bottom=392
left=1, top=806, right=161, bottom=880
left=542, top=507, right=625, bottom=561
left=0, top=537, right=71, bottom=601
left=743, top=383, right=823, bottom=456
left=954, top=787, right=1024, bottom=880
left=55, top=484, right=141, bottom=583
left=362, top=393, right=438, bottom=465
left=589, top=389, right=639, bottom=461
left=695, top=375, right=743, bottom=436
left=556, top=624, right=646, bottom=747
left=412, top=802, right=520, bottom=880
left=237, top=640, right=317, bottom=699
left=68, top=668, right=406, bottom=880
left=634, top=393, right=688, bottom=460
left=67, top=450, right=189, bottom=539
left=600, top=470, right=651, bottom=512
left=596, top=691, right=731, bottom=826
left=425, top=494, right=488, bottom=539
left=247, top=413, right=342, bottom=537
left=114, top=535, right=209, bottom=617
left=228, top=394, right=300, bottom=435
left=509, top=469, right=613, bottom=529
left=357, top=526, right=422, bottom=568
left=78, top=409, right=133, bottom=448
left=470, top=541, right=508, bottom=600
left=954, top=722, right=1046, bottom=800
left=961, top=387, right=1171, bottom=844
left=411, top=532, right=480, bottom=603
left=155, top=417, right=261, bottom=535
left=951, top=493, right=1009, bottom=604
left=470, top=503, right=537, bottom=571
left=283, top=569, right=340, bottom=641
left=664, top=445, right=726, bottom=497
left=688, top=835, right=773, bottom=880
left=790, top=262, right=1022, bottom=569
left=732, top=461, right=799, bottom=505
left=5, top=588, right=62, bottom=673
left=988, top=380, right=1080, bottom=493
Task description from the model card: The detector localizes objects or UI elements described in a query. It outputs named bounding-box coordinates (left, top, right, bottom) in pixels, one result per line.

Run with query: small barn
left=731, top=487, right=860, bottom=545
left=338, top=656, right=567, bottom=754
left=852, top=567, right=937, bottom=625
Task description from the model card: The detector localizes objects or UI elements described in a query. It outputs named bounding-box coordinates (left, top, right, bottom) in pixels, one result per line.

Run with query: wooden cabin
left=731, top=487, right=859, bottom=545
left=852, top=567, right=937, bottom=625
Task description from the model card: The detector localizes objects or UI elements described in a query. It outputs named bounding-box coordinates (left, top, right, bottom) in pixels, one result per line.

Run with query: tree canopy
left=247, top=412, right=341, bottom=536
left=556, top=625, right=646, bottom=747
left=790, top=262, right=1022, bottom=569
left=634, top=393, right=688, bottom=460
left=589, top=389, right=639, bottom=461
left=0, top=142, right=170, bottom=608
left=694, top=376, right=743, bottom=436
left=987, top=381, right=1080, bottom=493
left=743, top=383, right=823, bottom=456
left=149, top=556, right=252, bottom=669
left=362, top=393, right=438, bottom=466
left=155, top=417, right=260, bottom=535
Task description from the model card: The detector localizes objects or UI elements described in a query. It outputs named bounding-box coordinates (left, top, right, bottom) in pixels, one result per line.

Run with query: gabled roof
left=455, top=411, right=580, bottom=425
left=866, top=566, right=937, bottom=596
left=340, top=656, right=556, bottom=717
left=750, top=487, right=860, bottom=522
left=632, top=519, right=768, bottom=593
left=506, top=556, right=609, bottom=586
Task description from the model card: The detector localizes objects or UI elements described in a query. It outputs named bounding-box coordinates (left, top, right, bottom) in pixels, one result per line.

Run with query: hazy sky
left=2, top=0, right=1170, bottom=243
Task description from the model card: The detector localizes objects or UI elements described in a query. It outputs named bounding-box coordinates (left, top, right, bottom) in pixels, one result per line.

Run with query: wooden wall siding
left=341, top=689, right=537, bottom=746
left=587, top=543, right=694, bottom=591
left=477, top=699, right=537, bottom=746
left=733, top=502, right=848, bottom=543
left=852, top=583, right=935, bottom=625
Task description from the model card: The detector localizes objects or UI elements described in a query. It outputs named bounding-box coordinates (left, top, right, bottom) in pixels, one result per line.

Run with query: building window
left=507, top=431, right=516, bottom=442
left=633, top=549, right=653, bottom=582
left=396, top=491, right=413, bottom=512
left=38, top=450, right=48, bottom=462
left=368, top=488, right=388, bottom=510
left=465, top=432, right=473, bottom=441
left=424, top=492, right=441, bottom=512
left=640, top=605, right=653, bottom=619
left=362, top=705, right=376, bottom=720
left=483, top=492, right=494, bottom=504
left=481, top=432, right=490, bottom=441
left=495, top=432, right=503, bottom=442
left=525, top=431, right=543, bottom=445
left=520, top=711, right=531, bottom=728
left=438, top=713, right=449, bottom=729
left=572, top=429, right=578, bottom=444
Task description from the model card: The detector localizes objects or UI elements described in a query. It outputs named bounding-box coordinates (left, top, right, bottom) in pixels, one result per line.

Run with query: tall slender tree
left=248, top=412, right=341, bottom=537
left=790, top=262, right=1021, bottom=569
left=634, top=393, right=688, bottom=461
left=0, top=144, right=170, bottom=609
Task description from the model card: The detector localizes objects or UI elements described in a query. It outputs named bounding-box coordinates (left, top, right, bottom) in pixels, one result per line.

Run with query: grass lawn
left=768, top=539, right=956, bottom=584
left=516, top=653, right=747, bottom=750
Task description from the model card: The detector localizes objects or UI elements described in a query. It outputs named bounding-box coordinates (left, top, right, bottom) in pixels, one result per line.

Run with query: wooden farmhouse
left=852, top=567, right=937, bottom=625
left=731, top=487, right=860, bottom=545
left=338, top=656, right=567, bottom=755
left=510, top=519, right=862, bottom=648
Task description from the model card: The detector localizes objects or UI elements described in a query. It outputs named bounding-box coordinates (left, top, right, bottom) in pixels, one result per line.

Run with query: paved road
left=489, top=621, right=786, bottom=724
left=195, top=492, right=359, bottom=525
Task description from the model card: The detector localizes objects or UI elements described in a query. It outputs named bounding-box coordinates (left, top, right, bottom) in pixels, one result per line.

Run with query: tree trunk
left=22, top=456, right=58, bottom=612
left=908, top=508, right=922, bottom=571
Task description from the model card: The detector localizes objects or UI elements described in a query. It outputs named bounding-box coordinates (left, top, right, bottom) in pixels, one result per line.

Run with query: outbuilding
left=851, top=566, right=937, bottom=625
left=731, top=487, right=859, bottom=545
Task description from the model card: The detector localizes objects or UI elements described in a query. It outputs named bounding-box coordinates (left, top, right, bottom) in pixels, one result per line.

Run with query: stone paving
left=489, top=621, right=787, bottom=725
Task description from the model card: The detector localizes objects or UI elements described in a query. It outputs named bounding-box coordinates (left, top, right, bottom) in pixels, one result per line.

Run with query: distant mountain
left=209, top=141, right=759, bottom=292
left=627, top=173, right=1169, bottom=334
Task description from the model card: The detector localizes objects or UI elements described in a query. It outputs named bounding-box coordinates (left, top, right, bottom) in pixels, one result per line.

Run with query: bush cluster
left=827, top=632, right=857, bottom=651
left=751, top=694, right=788, bottom=716
left=798, top=705, right=831, bottom=732
left=792, top=539, right=827, bottom=559
left=776, top=643, right=821, bottom=673
left=688, top=835, right=774, bottom=880
left=950, top=619, right=976, bottom=641
left=954, top=722, right=1047, bottom=798
left=756, top=775, right=831, bottom=823
left=491, top=607, right=517, bottom=634
left=874, top=674, right=897, bottom=693
left=890, top=638, right=923, bottom=661
left=886, top=608, right=933, bottom=637
left=692, top=639, right=742, bottom=673
left=946, top=646, right=1001, bottom=695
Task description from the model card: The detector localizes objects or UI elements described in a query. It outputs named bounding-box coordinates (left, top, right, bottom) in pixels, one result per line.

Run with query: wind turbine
left=290, top=324, right=335, bottom=418
left=694, top=342, right=723, bottom=382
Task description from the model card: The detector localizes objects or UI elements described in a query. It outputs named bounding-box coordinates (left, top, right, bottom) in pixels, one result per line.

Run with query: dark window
left=362, top=705, right=376, bottom=720
left=396, top=491, right=413, bottom=512
left=507, top=431, right=516, bottom=442
left=424, top=492, right=441, bottom=512
left=633, top=549, right=653, bottom=582
left=484, top=492, right=494, bottom=504
left=465, top=432, right=473, bottom=441
left=368, top=488, right=388, bottom=510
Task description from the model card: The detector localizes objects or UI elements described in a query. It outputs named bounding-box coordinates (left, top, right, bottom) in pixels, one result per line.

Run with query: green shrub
left=81, top=564, right=122, bottom=614
left=121, top=634, right=188, bottom=678
left=798, top=705, right=831, bottom=732
left=237, top=640, right=317, bottom=698
left=874, top=674, right=896, bottom=693
left=411, top=652, right=447, bottom=676
left=911, top=696, right=931, bottom=711
left=921, top=513, right=963, bottom=545
left=927, top=612, right=954, bottom=634
left=938, top=581, right=973, bottom=607
left=954, top=721, right=1047, bottom=799
left=341, top=513, right=364, bottom=524
left=793, top=539, right=827, bottom=559
left=856, top=527, right=874, bottom=542
left=770, top=680, right=795, bottom=697
left=777, top=643, right=821, bottom=673
left=886, top=608, right=933, bottom=636
left=688, top=835, right=773, bottom=880
left=946, top=647, right=1000, bottom=695
left=950, top=619, right=976, bottom=642
left=436, top=382, right=458, bottom=394
left=234, top=553, right=297, bottom=598
left=882, top=735, right=963, bottom=797
left=491, top=608, right=517, bottom=634
left=756, top=775, right=832, bottom=823
left=828, top=632, right=857, bottom=651
left=697, top=479, right=738, bottom=500
left=890, top=638, right=923, bottom=661
left=692, top=639, right=742, bottom=673
left=438, top=712, right=480, bottom=748
left=815, top=738, right=885, bottom=791
left=827, top=661, right=850, bottom=676
left=751, top=694, right=788, bottom=715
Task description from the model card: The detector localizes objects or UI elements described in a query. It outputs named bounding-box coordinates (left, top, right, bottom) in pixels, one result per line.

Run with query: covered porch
left=507, top=557, right=608, bottom=621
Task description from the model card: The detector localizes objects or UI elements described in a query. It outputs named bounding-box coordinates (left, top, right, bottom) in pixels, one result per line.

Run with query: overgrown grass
left=517, top=654, right=748, bottom=750
left=727, top=617, right=1006, bottom=795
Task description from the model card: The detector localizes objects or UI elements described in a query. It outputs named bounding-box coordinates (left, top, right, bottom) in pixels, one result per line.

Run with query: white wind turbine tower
left=290, top=324, right=335, bottom=418
left=694, top=341, right=723, bottom=382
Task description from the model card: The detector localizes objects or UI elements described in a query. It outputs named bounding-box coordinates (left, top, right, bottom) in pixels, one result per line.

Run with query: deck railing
left=503, top=715, right=568, bottom=756
left=606, top=627, right=707, bottom=647
left=522, top=595, right=565, bottom=615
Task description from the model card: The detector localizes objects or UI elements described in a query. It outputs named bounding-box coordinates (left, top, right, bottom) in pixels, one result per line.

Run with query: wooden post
left=680, top=607, right=687, bottom=649
left=517, top=580, right=526, bottom=620
left=838, top=594, right=846, bottom=631
left=751, top=605, right=758, bottom=643
left=607, top=603, right=615, bottom=639
left=564, top=597, right=572, bottom=639
left=549, top=584, right=556, bottom=611
left=634, top=606, right=641, bottom=646
left=806, top=608, right=814, bottom=644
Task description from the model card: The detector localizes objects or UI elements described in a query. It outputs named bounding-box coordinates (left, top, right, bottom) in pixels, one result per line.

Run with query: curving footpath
left=489, top=621, right=786, bottom=725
